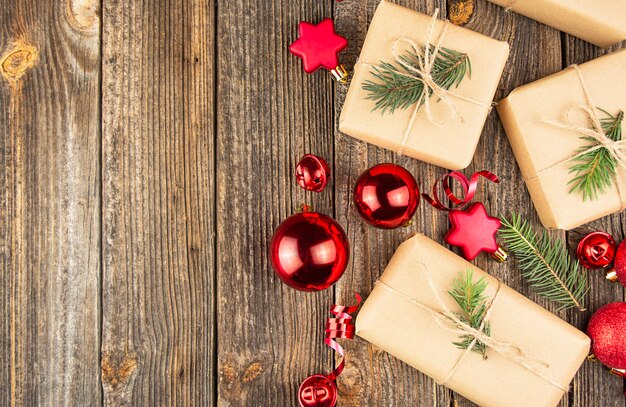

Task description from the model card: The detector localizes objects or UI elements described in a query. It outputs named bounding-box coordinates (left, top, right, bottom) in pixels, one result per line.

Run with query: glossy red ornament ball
left=610, top=240, right=626, bottom=287
left=296, top=154, right=330, bottom=192
left=298, top=374, right=337, bottom=407
left=270, top=212, right=349, bottom=291
left=353, top=163, right=420, bottom=229
left=587, top=302, right=626, bottom=370
left=577, top=232, right=616, bottom=269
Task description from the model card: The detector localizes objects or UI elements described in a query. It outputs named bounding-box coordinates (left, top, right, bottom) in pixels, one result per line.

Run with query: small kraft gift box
left=497, top=49, right=626, bottom=230
left=486, top=0, right=626, bottom=49
left=339, top=0, right=509, bottom=170
left=356, top=234, right=590, bottom=407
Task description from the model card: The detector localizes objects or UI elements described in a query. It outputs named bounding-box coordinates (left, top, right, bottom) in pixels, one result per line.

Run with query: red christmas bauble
left=577, top=232, right=616, bottom=269
left=296, top=154, right=330, bottom=192
left=270, top=212, right=349, bottom=291
left=298, top=374, right=337, bottom=407
left=353, top=163, right=419, bottom=229
left=611, top=240, right=626, bottom=287
left=587, top=302, right=626, bottom=369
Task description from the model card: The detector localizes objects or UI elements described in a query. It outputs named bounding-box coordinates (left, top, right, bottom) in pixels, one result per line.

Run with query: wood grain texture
left=0, top=0, right=101, bottom=406
left=215, top=1, right=337, bottom=405
left=101, top=0, right=215, bottom=405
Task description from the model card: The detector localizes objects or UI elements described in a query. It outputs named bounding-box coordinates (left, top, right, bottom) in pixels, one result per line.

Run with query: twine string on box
left=374, top=259, right=569, bottom=392
left=355, top=9, right=493, bottom=156
left=524, top=64, right=626, bottom=208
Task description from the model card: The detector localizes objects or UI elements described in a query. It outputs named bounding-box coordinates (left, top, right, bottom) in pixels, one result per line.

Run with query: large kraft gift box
left=356, top=234, right=590, bottom=407
left=339, top=0, right=509, bottom=170
left=497, top=49, right=626, bottom=230
left=486, top=0, right=626, bottom=49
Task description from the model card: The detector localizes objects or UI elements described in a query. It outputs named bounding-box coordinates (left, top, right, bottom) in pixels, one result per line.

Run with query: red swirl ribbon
left=422, top=170, right=499, bottom=211
left=325, top=293, right=361, bottom=381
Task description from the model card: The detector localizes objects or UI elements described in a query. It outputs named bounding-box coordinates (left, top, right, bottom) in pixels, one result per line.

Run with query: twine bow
left=375, top=259, right=568, bottom=392
left=531, top=65, right=626, bottom=207
left=357, top=9, right=493, bottom=156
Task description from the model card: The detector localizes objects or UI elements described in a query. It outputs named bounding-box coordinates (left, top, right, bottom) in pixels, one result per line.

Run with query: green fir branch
left=447, top=269, right=491, bottom=359
left=569, top=109, right=624, bottom=201
left=499, top=213, right=588, bottom=311
left=362, top=46, right=471, bottom=114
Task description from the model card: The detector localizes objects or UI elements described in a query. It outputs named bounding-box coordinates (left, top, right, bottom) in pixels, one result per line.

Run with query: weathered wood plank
left=215, top=1, right=336, bottom=405
left=334, top=1, right=454, bottom=406
left=563, top=36, right=626, bottom=407
left=101, top=0, right=216, bottom=404
left=0, top=0, right=101, bottom=405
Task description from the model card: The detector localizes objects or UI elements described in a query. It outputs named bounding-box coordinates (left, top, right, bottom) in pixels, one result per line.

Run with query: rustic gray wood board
left=101, top=0, right=216, bottom=404
left=0, top=0, right=101, bottom=405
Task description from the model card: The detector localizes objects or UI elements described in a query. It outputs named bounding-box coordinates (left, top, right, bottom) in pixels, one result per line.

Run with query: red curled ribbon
left=325, top=293, right=361, bottom=381
left=422, top=170, right=499, bottom=211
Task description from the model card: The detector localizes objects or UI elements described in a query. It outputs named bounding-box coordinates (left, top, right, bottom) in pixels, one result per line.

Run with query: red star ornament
left=445, top=202, right=502, bottom=261
left=290, top=19, right=348, bottom=81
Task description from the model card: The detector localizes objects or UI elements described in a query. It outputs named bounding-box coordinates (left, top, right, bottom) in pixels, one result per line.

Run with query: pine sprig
left=569, top=109, right=624, bottom=201
left=362, top=46, right=471, bottom=114
left=447, top=269, right=491, bottom=359
left=499, top=213, right=588, bottom=311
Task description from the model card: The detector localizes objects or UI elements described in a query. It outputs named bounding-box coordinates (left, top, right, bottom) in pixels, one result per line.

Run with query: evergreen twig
left=569, top=109, right=624, bottom=201
left=499, top=213, right=588, bottom=311
left=362, top=46, right=471, bottom=114
left=447, top=269, right=491, bottom=359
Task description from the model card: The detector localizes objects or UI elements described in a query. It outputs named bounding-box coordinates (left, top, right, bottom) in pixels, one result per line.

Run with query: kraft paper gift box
left=339, top=0, right=509, bottom=170
left=486, top=0, right=626, bottom=49
left=356, top=234, right=590, bottom=407
left=497, top=49, right=626, bottom=230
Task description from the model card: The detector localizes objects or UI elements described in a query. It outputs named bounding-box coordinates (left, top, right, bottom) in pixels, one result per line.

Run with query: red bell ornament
left=587, top=302, right=626, bottom=373
left=353, top=163, right=420, bottom=229
left=296, top=154, right=330, bottom=192
left=576, top=232, right=616, bottom=270
left=270, top=211, right=349, bottom=291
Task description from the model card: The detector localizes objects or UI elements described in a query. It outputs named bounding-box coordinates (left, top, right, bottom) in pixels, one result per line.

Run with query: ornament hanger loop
left=423, top=170, right=499, bottom=211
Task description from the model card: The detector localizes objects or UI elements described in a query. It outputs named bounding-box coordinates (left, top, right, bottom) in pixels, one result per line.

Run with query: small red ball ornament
left=296, top=154, right=330, bottom=192
left=353, top=163, right=420, bottom=229
left=270, top=211, right=349, bottom=291
left=577, top=232, right=616, bottom=269
left=298, top=375, right=337, bottom=407
left=587, top=302, right=626, bottom=370
left=289, top=19, right=349, bottom=82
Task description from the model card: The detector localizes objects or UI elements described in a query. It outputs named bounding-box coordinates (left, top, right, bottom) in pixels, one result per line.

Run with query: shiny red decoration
left=298, top=375, right=337, bottom=407
left=298, top=294, right=360, bottom=407
left=445, top=202, right=501, bottom=261
left=587, top=302, right=626, bottom=370
left=289, top=19, right=348, bottom=73
left=270, top=211, right=349, bottom=291
left=422, top=170, right=499, bottom=211
left=353, top=163, right=420, bottom=229
left=609, top=240, right=626, bottom=287
left=296, top=154, right=330, bottom=192
left=577, top=232, right=616, bottom=269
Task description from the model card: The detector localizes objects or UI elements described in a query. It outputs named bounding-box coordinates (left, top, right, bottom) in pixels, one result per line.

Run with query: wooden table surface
left=1, top=0, right=625, bottom=405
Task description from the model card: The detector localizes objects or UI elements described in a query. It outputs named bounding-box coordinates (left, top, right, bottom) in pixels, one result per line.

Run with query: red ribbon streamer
left=422, top=170, right=499, bottom=211
left=325, top=293, right=361, bottom=381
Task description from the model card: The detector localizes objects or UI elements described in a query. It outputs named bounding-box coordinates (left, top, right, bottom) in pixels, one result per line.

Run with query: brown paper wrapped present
left=339, top=0, right=509, bottom=170
left=497, top=49, right=626, bottom=230
left=487, top=0, right=626, bottom=49
left=356, top=234, right=590, bottom=407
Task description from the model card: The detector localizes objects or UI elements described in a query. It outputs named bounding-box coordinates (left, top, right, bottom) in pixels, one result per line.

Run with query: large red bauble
left=270, top=212, right=349, bottom=292
left=587, top=302, right=626, bottom=369
left=353, top=163, right=420, bottom=229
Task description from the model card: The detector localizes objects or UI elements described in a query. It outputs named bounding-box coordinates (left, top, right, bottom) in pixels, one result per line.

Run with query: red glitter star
left=445, top=202, right=501, bottom=261
left=289, top=19, right=347, bottom=73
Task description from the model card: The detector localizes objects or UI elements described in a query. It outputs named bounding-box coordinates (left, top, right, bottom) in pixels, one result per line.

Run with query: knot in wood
left=447, top=0, right=475, bottom=26
left=0, top=43, right=38, bottom=83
